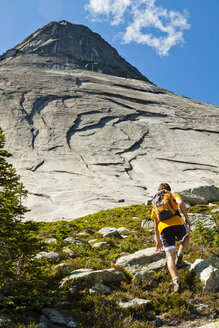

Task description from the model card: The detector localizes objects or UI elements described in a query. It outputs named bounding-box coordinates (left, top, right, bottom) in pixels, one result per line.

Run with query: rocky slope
left=0, top=21, right=218, bottom=220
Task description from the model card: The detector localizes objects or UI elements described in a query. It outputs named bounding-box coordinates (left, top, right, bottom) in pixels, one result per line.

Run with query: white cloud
left=85, top=0, right=190, bottom=56
left=85, top=0, right=131, bottom=25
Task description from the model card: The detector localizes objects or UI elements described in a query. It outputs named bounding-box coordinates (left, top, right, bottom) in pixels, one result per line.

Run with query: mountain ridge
left=0, top=20, right=149, bottom=82
left=0, top=21, right=218, bottom=221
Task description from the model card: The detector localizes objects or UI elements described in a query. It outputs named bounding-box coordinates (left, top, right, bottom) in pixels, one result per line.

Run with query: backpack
left=152, top=189, right=180, bottom=221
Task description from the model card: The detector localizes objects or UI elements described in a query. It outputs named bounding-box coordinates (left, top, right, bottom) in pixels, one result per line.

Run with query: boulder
left=42, top=308, right=66, bottom=325
left=62, top=247, right=77, bottom=258
left=190, top=257, right=219, bottom=292
left=76, top=232, right=89, bottom=237
left=45, top=238, right=57, bottom=244
left=115, top=247, right=166, bottom=277
left=117, top=227, right=130, bottom=234
left=64, top=237, right=88, bottom=246
left=118, top=298, right=150, bottom=309
left=60, top=268, right=126, bottom=289
left=178, top=185, right=219, bottom=205
left=141, top=219, right=154, bottom=229
left=98, top=227, right=121, bottom=238
left=88, top=239, right=98, bottom=244
left=36, top=251, right=59, bottom=261
left=134, top=270, right=155, bottom=282
left=211, top=208, right=219, bottom=214
left=37, top=315, right=49, bottom=328
left=92, top=241, right=108, bottom=248
left=64, top=237, right=75, bottom=244
left=0, top=313, right=11, bottom=325
left=200, top=267, right=219, bottom=292
left=55, top=263, right=70, bottom=273
left=189, top=214, right=217, bottom=230
left=89, top=283, right=111, bottom=295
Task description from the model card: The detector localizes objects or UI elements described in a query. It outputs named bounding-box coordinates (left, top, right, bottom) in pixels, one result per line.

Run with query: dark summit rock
left=0, top=20, right=149, bottom=81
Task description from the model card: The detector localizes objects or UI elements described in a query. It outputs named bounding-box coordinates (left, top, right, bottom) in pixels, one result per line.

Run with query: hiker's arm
left=176, top=197, right=191, bottom=231
left=154, top=219, right=163, bottom=252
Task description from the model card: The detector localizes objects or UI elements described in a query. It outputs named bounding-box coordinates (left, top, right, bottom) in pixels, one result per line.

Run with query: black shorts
left=160, top=224, right=188, bottom=251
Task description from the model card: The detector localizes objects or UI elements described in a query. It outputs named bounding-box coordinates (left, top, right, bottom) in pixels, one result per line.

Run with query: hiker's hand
left=155, top=240, right=163, bottom=252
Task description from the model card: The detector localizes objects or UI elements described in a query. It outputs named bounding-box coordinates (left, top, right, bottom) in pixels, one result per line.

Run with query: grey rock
left=200, top=266, right=219, bottom=292
left=0, top=313, right=11, bottom=325
left=194, top=322, right=219, bottom=328
left=64, top=237, right=88, bottom=246
left=190, top=257, right=219, bottom=292
left=55, top=263, right=70, bottom=273
left=92, top=241, right=108, bottom=248
left=115, top=247, right=166, bottom=276
left=88, top=239, right=98, bottom=244
left=76, top=232, right=89, bottom=237
left=98, top=227, right=121, bottom=238
left=67, top=321, right=77, bottom=328
left=2, top=21, right=147, bottom=81
left=62, top=247, right=77, bottom=258
left=209, top=203, right=217, bottom=207
left=211, top=208, right=219, bottom=214
left=196, top=304, right=208, bottom=313
left=189, top=214, right=217, bottom=230
left=117, top=227, right=130, bottom=234
left=121, top=235, right=128, bottom=239
left=36, top=323, right=48, bottom=328
left=133, top=270, right=154, bottom=282
left=45, top=237, right=57, bottom=244
left=60, top=268, right=126, bottom=288
left=141, top=219, right=154, bottom=229
left=64, top=237, right=76, bottom=244
left=178, top=185, right=219, bottom=205
left=0, top=21, right=219, bottom=221
left=42, top=308, right=66, bottom=324
left=38, top=315, right=49, bottom=328
left=89, top=282, right=111, bottom=295
left=190, top=257, right=219, bottom=274
left=36, top=251, right=59, bottom=261
left=118, top=298, right=150, bottom=309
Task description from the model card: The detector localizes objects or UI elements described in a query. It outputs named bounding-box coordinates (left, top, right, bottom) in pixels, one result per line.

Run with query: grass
left=2, top=203, right=219, bottom=327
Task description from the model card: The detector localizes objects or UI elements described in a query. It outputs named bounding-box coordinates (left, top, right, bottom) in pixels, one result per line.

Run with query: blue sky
left=0, top=0, right=218, bottom=106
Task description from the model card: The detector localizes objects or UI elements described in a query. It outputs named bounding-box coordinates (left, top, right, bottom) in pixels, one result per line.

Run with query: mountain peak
left=0, top=20, right=149, bottom=82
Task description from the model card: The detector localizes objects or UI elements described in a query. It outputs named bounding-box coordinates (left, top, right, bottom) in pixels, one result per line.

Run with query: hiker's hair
left=158, top=183, right=171, bottom=191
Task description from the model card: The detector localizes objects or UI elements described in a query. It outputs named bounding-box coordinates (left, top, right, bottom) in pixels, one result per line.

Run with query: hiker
left=151, top=183, right=191, bottom=292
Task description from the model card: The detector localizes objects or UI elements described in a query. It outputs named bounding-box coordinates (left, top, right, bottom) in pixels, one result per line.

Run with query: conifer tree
left=0, top=128, right=41, bottom=286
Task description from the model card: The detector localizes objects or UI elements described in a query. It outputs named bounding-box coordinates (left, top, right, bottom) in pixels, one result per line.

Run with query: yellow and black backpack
left=152, top=190, right=180, bottom=221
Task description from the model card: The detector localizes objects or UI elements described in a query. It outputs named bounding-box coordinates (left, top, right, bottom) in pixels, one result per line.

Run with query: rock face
left=0, top=20, right=219, bottom=221
left=0, top=20, right=147, bottom=81
left=178, top=185, right=219, bottom=205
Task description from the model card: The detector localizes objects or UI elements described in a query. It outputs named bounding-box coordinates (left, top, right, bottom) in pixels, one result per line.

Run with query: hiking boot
left=176, top=253, right=183, bottom=268
left=173, top=282, right=181, bottom=293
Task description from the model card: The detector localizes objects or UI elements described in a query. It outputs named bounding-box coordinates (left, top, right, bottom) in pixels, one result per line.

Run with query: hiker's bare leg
left=179, top=233, right=190, bottom=253
left=166, top=248, right=178, bottom=278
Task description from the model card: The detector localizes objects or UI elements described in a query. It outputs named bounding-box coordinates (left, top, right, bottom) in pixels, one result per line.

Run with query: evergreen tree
left=0, top=129, right=46, bottom=310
